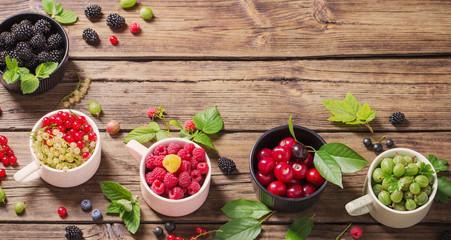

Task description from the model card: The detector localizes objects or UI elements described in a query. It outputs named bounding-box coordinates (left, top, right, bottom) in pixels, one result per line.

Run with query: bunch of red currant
left=255, top=137, right=325, bottom=198
left=0, top=135, right=17, bottom=167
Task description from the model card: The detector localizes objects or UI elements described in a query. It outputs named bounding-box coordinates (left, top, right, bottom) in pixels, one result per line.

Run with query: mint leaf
left=36, top=62, right=58, bottom=78
left=116, top=199, right=133, bottom=212
left=314, top=149, right=343, bottom=188
left=155, top=130, right=169, bottom=141
left=100, top=181, right=133, bottom=202
left=428, top=154, right=448, bottom=173
left=288, top=116, right=299, bottom=143
left=148, top=122, right=160, bottom=131
left=169, top=119, right=182, bottom=129
left=106, top=202, right=124, bottom=213
left=54, top=9, right=78, bottom=24
left=42, top=0, right=57, bottom=15
left=318, top=143, right=368, bottom=173
left=51, top=2, right=63, bottom=17
left=221, top=199, right=271, bottom=219
left=286, top=215, right=314, bottom=240
left=2, top=70, right=19, bottom=84
left=418, top=162, right=435, bottom=175
left=213, top=217, right=261, bottom=240
left=192, top=106, right=223, bottom=134
left=17, top=67, right=30, bottom=77
left=122, top=201, right=140, bottom=234
left=193, top=132, right=216, bottom=150
left=435, top=176, right=451, bottom=203
left=124, top=126, right=156, bottom=143
left=21, top=74, right=39, bottom=94
left=5, top=55, right=17, bottom=70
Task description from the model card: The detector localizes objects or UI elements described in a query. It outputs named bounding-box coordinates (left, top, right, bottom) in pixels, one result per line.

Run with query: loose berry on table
left=165, top=222, right=176, bottom=232
left=58, top=206, right=67, bottom=217
left=363, top=138, right=372, bottom=147
left=65, top=225, right=83, bottom=240
left=195, top=226, right=207, bottom=234
left=91, top=209, right=102, bottom=220
left=373, top=143, right=383, bottom=153
left=80, top=199, right=92, bottom=211
left=350, top=226, right=362, bottom=239
left=184, top=120, right=196, bottom=132
left=386, top=139, right=394, bottom=147
left=15, top=201, right=25, bottom=214
left=0, top=168, right=5, bottom=178
left=110, top=36, right=118, bottom=45
left=153, top=226, right=163, bottom=237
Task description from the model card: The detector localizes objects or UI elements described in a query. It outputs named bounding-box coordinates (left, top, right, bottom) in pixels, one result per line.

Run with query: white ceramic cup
left=126, top=138, right=211, bottom=217
left=345, top=148, right=437, bottom=228
left=14, top=110, right=101, bottom=188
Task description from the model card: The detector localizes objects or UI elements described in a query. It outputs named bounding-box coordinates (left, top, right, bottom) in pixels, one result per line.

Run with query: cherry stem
left=260, top=210, right=276, bottom=223
left=364, top=123, right=374, bottom=133
left=336, top=223, right=352, bottom=240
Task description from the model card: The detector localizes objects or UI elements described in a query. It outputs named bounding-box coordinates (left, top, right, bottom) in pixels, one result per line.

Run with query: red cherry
left=274, top=162, right=294, bottom=183
left=271, top=146, right=291, bottom=162
left=110, top=36, right=118, bottom=45
left=303, top=152, right=314, bottom=167
left=0, top=168, right=6, bottom=177
left=302, top=183, right=317, bottom=196
left=256, top=171, right=274, bottom=186
left=292, top=163, right=308, bottom=179
left=257, top=148, right=272, bottom=161
left=286, top=178, right=301, bottom=186
left=279, top=137, right=297, bottom=150
left=257, top=157, right=275, bottom=174
left=267, top=180, right=286, bottom=196
left=286, top=184, right=305, bottom=198
left=306, top=168, right=325, bottom=187
left=57, top=206, right=67, bottom=216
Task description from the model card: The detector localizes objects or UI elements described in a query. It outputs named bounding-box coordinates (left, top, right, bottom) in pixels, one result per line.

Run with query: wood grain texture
left=0, top=0, right=450, bottom=58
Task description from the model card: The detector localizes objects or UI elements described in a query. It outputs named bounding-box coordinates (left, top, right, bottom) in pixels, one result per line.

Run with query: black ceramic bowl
left=250, top=125, right=328, bottom=212
left=0, top=12, right=69, bottom=95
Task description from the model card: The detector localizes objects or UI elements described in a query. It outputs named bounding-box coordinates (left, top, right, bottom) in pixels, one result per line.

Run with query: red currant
left=6, top=149, right=14, bottom=157
left=2, top=156, right=9, bottom=166
left=279, top=137, right=296, bottom=150
left=82, top=152, right=91, bottom=159
left=77, top=116, right=87, bottom=125
left=190, top=236, right=196, bottom=240
left=74, top=132, right=84, bottom=141
left=256, top=171, right=274, bottom=186
left=49, top=116, right=56, bottom=124
left=88, top=132, right=97, bottom=141
left=42, top=117, right=51, bottom=127
left=57, top=111, right=64, bottom=117
left=8, top=156, right=17, bottom=165
left=292, top=163, right=308, bottom=179
left=57, top=125, right=66, bottom=133
left=61, top=112, right=70, bottom=120
left=72, top=121, right=82, bottom=130
left=69, top=114, right=77, bottom=122
left=83, top=124, right=92, bottom=133
left=110, top=36, right=118, bottom=45
left=77, top=141, right=85, bottom=149
left=306, top=168, right=325, bottom=187
left=167, top=235, right=175, bottom=240
left=267, top=180, right=286, bottom=196
left=2, top=145, right=9, bottom=152
left=274, top=162, right=293, bottom=183
left=45, top=128, right=53, bottom=135
left=65, top=135, right=75, bottom=143
left=54, top=116, right=63, bottom=126
left=68, top=129, right=76, bottom=136
left=58, top=206, right=67, bottom=217
left=303, top=152, right=314, bottom=167
left=0, top=168, right=6, bottom=177
left=286, top=184, right=304, bottom=198
left=0, top=135, right=8, bottom=145
left=271, top=146, right=291, bottom=162
left=257, top=148, right=272, bottom=161
left=195, top=226, right=207, bottom=234
left=0, top=152, right=3, bottom=158
left=175, top=237, right=182, bottom=240
left=64, top=120, right=73, bottom=129
left=257, top=157, right=275, bottom=174
left=302, top=183, right=317, bottom=196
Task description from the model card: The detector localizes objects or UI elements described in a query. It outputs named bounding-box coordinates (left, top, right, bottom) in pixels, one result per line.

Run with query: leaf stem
left=336, top=223, right=352, bottom=240
left=259, top=210, right=276, bottom=223
left=364, top=123, right=374, bottom=133
left=191, top=230, right=223, bottom=239
left=377, top=135, right=386, bottom=143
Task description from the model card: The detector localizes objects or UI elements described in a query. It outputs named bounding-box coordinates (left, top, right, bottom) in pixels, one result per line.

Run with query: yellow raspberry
left=162, top=154, right=181, bottom=173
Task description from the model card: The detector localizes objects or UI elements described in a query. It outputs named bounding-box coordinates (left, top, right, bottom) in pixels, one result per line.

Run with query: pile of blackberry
left=0, top=18, right=64, bottom=73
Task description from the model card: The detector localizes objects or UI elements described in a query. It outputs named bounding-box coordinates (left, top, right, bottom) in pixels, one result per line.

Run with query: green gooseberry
left=404, top=155, right=413, bottom=164
left=415, top=192, right=428, bottom=206
left=381, top=178, right=390, bottom=191
left=390, top=190, right=403, bottom=203
left=378, top=190, right=392, bottom=206
left=427, top=174, right=434, bottom=184
left=89, top=101, right=102, bottom=117
left=393, top=163, right=405, bottom=177
left=404, top=191, right=414, bottom=200
left=372, top=184, right=383, bottom=196
left=400, top=176, right=414, bottom=191
left=405, top=163, right=419, bottom=176
left=140, top=7, right=154, bottom=20
left=393, top=155, right=406, bottom=165
left=14, top=201, right=25, bottom=214
left=423, top=185, right=432, bottom=196
left=381, top=158, right=394, bottom=174
left=415, top=175, right=429, bottom=188
left=0, top=188, right=5, bottom=204
left=372, top=168, right=384, bottom=183
left=120, top=0, right=136, bottom=8
left=405, top=199, right=417, bottom=211
left=409, top=182, right=421, bottom=195
left=394, top=201, right=407, bottom=211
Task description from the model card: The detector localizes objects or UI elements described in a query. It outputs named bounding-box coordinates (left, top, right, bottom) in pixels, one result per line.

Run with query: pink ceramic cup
left=126, top=138, right=211, bottom=217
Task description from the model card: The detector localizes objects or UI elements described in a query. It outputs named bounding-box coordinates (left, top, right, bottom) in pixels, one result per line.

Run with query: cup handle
left=345, top=194, right=373, bottom=216
left=126, top=140, right=148, bottom=163
left=14, top=162, right=41, bottom=183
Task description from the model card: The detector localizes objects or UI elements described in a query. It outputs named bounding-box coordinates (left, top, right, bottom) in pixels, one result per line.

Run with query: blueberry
left=373, top=143, right=383, bottom=153
left=153, top=226, right=163, bottom=237
left=81, top=199, right=92, bottom=211
left=386, top=139, right=394, bottom=147
left=165, top=222, right=176, bottom=233
left=363, top=138, right=372, bottom=147
left=91, top=209, right=102, bottom=220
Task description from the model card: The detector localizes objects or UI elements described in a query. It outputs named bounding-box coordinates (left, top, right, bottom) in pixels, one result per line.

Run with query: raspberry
left=151, top=179, right=165, bottom=195
left=350, top=226, right=362, bottom=239
left=184, top=120, right=196, bottom=132
left=163, top=154, right=181, bottom=173
left=145, top=172, right=155, bottom=185
left=154, top=145, right=168, bottom=156
left=147, top=108, right=157, bottom=117
left=188, top=181, right=201, bottom=195
left=197, top=162, right=209, bottom=174
left=184, top=143, right=195, bottom=153
left=152, top=167, right=167, bottom=182
left=190, top=170, right=202, bottom=182
left=168, top=186, right=184, bottom=200
left=177, top=160, right=192, bottom=174
left=145, top=154, right=156, bottom=170
left=154, top=155, right=164, bottom=168
left=163, top=173, right=178, bottom=188
left=178, top=171, right=192, bottom=188
left=167, top=143, right=182, bottom=154
left=177, top=149, right=191, bottom=161
left=190, top=157, right=199, bottom=170
left=192, top=148, right=205, bottom=161
left=129, top=22, right=141, bottom=34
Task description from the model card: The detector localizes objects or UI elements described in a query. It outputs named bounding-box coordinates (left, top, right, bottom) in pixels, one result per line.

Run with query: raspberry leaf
left=213, top=217, right=261, bottom=240
left=314, top=149, right=343, bottom=188
left=435, top=176, right=451, bottom=203
left=148, top=122, right=160, bottom=131
left=193, top=132, right=216, bottom=150
left=221, top=199, right=271, bottom=219
left=155, top=130, right=169, bottom=141
left=428, top=154, right=448, bottom=173
left=192, top=106, right=223, bottom=134
left=100, top=181, right=133, bottom=202
left=169, top=119, right=182, bottom=129
left=286, top=215, right=314, bottom=240
left=124, top=126, right=156, bottom=143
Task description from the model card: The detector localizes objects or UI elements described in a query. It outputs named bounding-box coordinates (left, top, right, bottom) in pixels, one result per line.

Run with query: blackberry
left=218, top=157, right=236, bottom=174
left=0, top=51, right=7, bottom=69
left=106, top=13, right=126, bottom=29
left=24, top=54, right=38, bottom=70
left=82, top=28, right=100, bottom=45
left=47, top=33, right=63, bottom=50
left=65, top=225, right=83, bottom=240
left=441, top=230, right=451, bottom=240
left=34, top=19, right=52, bottom=35
left=2, top=32, right=16, bottom=47
left=10, top=23, right=20, bottom=33
left=29, top=34, right=47, bottom=52
left=85, top=5, right=102, bottom=20
left=15, top=42, right=33, bottom=60
left=37, top=51, right=52, bottom=63
left=49, top=49, right=63, bottom=63
left=19, top=20, right=32, bottom=26
left=12, top=24, right=34, bottom=41
left=389, top=112, right=405, bottom=125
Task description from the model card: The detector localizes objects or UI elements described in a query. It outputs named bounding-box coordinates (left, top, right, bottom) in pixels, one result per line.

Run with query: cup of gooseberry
left=249, top=125, right=328, bottom=212
left=14, top=110, right=101, bottom=188
left=345, top=148, right=438, bottom=228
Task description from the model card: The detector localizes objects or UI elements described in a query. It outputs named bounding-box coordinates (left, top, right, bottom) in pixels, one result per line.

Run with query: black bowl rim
left=249, top=124, right=328, bottom=202
left=0, top=12, right=69, bottom=75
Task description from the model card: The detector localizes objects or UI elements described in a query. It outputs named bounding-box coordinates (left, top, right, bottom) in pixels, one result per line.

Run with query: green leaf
left=117, top=199, right=133, bottom=212
left=100, top=181, right=133, bottom=202
left=314, top=149, right=343, bottom=188
left=155, top=130, right=169, bottom=141
left=148, top=122, right=160, bottom=131
left=428, top=154, right=448, bottom=173
left=5, top=55, right=17, bottom=70
left=35, top=62, right=58, bottom=78
left=106, top=202, right=124, bottom=213
left=221, top=199, right=271, bottom=219
left=17, top=67, right=30, bottom=77
left=193, top=132, right=216, bottom=150
left=435, top=176, right=451, bottom=203
left=122, top=201, right=140, bottom=234
left=54, top=9, right=78, bottom=24
left=418, top=162, right=435, bottom=175
left=42, top=0, right=56, bottom=15
left=2, top=70, right=19, bottom=84
left=288, top=116, right=299, bottom=143
left=286, top=216, right=314, bottom=240
left=21, top=74, right=39, bottom=94
left=124, top=126, right=156, bottom=143
left=51, top=3, right=63, bottom=17
left=169, top=119, right=183, bottom=129
left=318, top=143, right=368, bottom=173
left=213, top=217, right=261, bottom=240
left=356, top=103, right=376, bottom=123
left=192, top=106, right=223, bottom=134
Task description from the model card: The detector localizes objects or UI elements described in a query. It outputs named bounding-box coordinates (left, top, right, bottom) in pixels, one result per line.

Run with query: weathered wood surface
left=0, top=0, right=450, bottom=58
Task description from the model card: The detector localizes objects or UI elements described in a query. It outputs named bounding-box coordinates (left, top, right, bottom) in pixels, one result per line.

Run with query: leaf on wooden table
left=221, top=199, right=271, bottom=219
left=213, top=217, right=261, bottom=240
